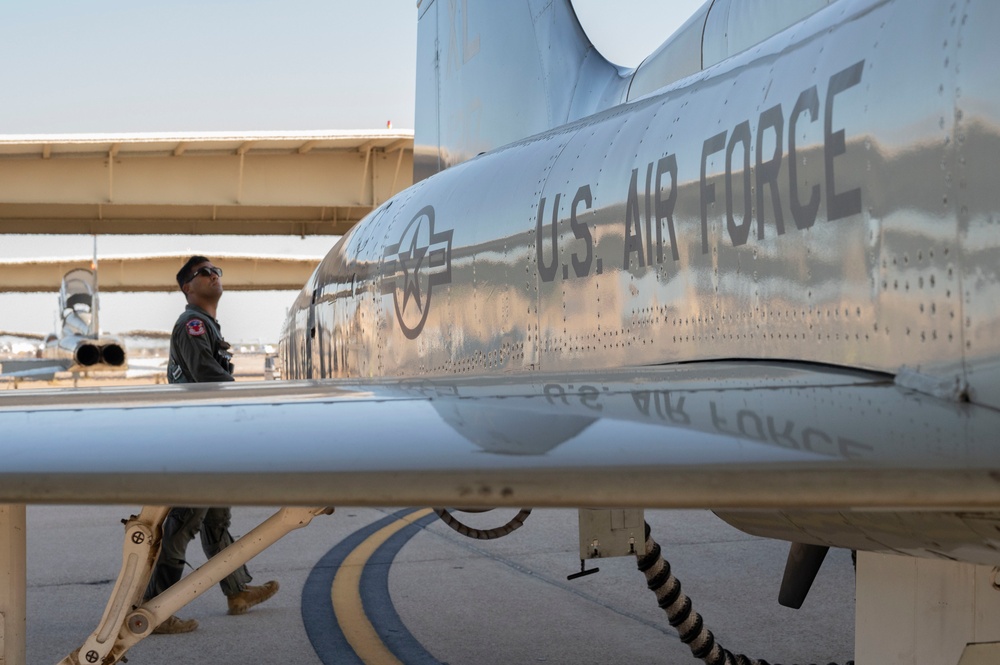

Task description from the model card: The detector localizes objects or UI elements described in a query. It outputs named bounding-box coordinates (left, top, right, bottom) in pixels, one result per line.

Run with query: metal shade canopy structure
left=0, top=130, right=413, bottom=237
left=0, top=254, right=322, bottom=292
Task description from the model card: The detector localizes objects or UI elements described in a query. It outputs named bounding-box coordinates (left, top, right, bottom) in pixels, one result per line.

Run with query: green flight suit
left=146, top=304, right=252, bottom=601
left=167, top=304, right=235, bottom=384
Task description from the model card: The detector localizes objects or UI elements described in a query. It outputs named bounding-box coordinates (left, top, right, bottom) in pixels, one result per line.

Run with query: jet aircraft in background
left=1, top=267, right=126, bottom=380
left=42, top=267, right=127, bottom=372
left=1, top=1, right=999, bottom=664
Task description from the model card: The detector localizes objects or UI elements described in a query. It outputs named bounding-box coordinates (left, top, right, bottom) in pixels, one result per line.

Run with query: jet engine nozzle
left=100, top=343, right=126, bottom=367
left=73, top=342, right=126, bottom=367
left=75, top=343, right=101, bottom=367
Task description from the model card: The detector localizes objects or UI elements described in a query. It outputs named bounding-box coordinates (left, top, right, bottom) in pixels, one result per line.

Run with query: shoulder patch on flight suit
left=186, top=319, right=207, bottom=336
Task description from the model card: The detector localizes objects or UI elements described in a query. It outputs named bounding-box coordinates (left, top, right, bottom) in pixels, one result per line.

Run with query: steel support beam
left=0, top=131, right=412, bottom=236
left=0, top=505, right=26, bottom=665
left=0, top=254, right=321, bottom=292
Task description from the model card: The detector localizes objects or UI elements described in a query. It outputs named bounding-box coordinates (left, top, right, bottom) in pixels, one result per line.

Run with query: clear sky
left=0, top=0, right=705, bottom=344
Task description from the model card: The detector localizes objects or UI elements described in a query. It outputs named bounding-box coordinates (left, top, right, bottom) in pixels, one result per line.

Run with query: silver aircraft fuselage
left=281, top=0, right=999, bottom=415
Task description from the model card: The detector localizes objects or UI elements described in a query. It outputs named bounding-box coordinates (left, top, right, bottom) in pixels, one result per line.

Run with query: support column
left=0, top=505, right=26, bottom=665
left=856, top=551, right=1000, bottom=665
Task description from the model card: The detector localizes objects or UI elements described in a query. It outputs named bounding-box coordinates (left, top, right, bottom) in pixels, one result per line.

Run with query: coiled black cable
left=636, top=522, right=854, bottom=665
left=433, top=507, right=532, bottom=539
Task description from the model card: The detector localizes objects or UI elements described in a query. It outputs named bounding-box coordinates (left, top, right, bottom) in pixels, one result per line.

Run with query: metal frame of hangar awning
left=0, top=254, right=323, bottom=292
left=0, top=129, right=414, bottom=236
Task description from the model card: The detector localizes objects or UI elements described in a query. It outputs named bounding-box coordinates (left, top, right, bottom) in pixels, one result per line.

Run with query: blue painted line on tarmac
left=301, top=509, right=442, bottom=665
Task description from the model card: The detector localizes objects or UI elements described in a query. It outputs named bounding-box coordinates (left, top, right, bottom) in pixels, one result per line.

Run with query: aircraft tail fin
left=413, top=0, right=625, bottom=181
left=58, top=268, right=99, bottom=338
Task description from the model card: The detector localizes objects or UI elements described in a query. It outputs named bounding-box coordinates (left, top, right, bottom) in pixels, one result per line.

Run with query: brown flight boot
left=227, top=580, right=279, bottom=615
left=152, top=615, right=199, bottom=634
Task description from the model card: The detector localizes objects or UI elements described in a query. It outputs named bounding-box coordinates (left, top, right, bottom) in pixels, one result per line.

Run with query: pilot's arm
left=174, top=320, right=235, bottom=383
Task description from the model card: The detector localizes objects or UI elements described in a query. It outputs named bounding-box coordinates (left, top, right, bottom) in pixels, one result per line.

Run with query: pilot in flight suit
left=145, top=256, right=279, bottom=635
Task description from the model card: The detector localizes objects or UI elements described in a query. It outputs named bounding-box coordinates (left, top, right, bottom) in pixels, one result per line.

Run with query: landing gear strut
left=61, top=506, right=333, bottom=665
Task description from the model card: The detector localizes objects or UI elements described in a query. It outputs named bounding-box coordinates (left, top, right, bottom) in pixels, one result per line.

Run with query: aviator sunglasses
left=186, top=266, right=223, bottom=283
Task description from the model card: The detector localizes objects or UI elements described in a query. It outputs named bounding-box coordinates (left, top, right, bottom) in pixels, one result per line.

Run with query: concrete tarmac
left=26, top=505, right=855, bottom=665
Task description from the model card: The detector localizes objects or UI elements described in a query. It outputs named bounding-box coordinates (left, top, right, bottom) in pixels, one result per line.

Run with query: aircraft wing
left=2, top=360, right=999, bottom=512
left=0, top=357, right=71, bottom=380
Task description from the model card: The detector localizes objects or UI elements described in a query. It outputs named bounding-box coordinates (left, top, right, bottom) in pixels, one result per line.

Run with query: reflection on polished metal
left=271, top=2, right=1000, bottom=663
left=3, top=1, right=1000, bottom=664
left=286, top=1, right=1000, bottom=417
left=3, top=364, right=1000, bottom=531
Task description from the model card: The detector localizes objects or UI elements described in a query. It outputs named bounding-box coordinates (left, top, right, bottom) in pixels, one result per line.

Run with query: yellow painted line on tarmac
left=331, top=508, right=434, bottom=665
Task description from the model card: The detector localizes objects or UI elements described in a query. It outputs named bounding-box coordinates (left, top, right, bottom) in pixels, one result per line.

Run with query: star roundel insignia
left=186, top=319, right=207, bottom=336
left=381, top=205, right=453, bottom=339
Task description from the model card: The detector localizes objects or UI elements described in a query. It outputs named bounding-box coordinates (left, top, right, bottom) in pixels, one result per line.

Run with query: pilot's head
left=177, top=255, right=223, bottom=303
